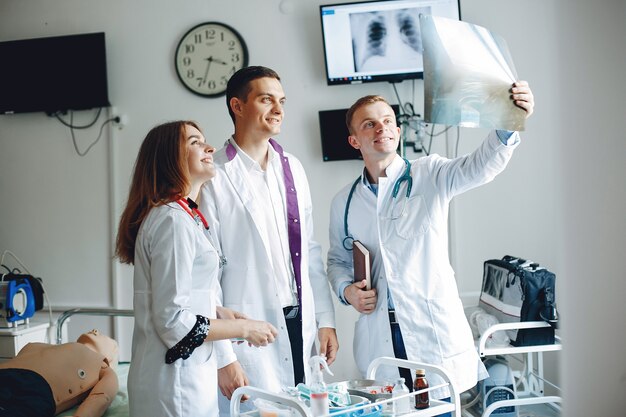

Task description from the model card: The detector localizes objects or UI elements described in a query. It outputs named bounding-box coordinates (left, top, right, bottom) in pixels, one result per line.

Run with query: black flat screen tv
left=320, top=0, right=461, bottom=86
left=319, top=104, right=400, bottom=161
left=0, top=32, right=110, bottom=115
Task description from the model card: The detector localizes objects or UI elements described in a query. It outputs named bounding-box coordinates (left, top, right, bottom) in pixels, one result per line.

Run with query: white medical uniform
left=128, top=203, right=219, bottom=417
left=200, top=138, right=335, bottom=416
left=327, top=131, right=518, bottom=398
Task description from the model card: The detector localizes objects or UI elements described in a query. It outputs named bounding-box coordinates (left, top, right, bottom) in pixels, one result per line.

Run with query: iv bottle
left=392, top=377, right=411, bottom=415
left=414, top=369, right=429, bottom=409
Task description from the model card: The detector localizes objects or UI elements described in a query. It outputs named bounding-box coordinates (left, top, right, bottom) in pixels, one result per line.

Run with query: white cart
left=230, top=356, right=462, bottom=417
left=468, top=321, right=562, bottom=417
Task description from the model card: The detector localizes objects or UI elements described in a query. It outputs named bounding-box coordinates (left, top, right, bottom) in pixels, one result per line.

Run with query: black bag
left=479, top=255, right=559, bottom=346
left=1, top=272, right=45, bottom=311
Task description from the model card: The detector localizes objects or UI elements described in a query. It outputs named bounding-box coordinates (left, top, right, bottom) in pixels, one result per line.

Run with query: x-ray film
left=420, top=15, right=526, bottom=131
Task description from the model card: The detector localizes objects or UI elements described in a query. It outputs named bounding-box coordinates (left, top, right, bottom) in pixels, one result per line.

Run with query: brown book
left=352, top=240, right=372, bottom=290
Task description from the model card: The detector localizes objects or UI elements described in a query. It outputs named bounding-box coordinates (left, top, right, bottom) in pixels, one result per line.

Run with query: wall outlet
left=110, top=106, right=128, bottom=130
left=116, top=114, right=129, bottom=130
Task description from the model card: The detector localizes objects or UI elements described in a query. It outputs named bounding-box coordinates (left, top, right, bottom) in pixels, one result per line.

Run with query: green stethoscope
left=342, top=158, right=413, bottom=250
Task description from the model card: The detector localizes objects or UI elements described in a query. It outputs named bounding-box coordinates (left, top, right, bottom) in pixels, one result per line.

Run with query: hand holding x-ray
left=420, top=15, right=529, bottom=131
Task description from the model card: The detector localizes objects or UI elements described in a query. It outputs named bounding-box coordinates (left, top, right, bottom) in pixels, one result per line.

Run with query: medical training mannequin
left=326, top=83, right=534, bottom=414
left=198, top=66, right=338, bottom=416
left=115, top=121, right=277, bottom=417
left=0, top=329, right=119, bottom=417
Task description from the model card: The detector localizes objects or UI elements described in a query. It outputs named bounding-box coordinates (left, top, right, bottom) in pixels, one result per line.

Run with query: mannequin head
left=77, top=329, right=119, bottom=369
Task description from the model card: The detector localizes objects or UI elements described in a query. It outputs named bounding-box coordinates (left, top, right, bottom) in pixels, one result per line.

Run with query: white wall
left=1, top=1, right=624, bottom=415
left=557, top=1, right=626, bottom=416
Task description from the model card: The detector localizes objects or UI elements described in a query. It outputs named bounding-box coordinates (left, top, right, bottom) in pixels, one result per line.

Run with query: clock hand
left=211, top=57, right=229, bottom=66
left=202, top=56, right=213, bottom=84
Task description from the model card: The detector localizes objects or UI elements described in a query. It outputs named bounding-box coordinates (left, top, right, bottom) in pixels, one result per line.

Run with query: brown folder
left=352, top=240, right=372, bottom=290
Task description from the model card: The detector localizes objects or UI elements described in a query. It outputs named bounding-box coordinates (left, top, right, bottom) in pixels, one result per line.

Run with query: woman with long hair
left=116, top=120, right=277, bottom=417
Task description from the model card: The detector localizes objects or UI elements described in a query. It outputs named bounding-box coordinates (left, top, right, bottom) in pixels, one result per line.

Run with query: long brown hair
left=115, top=120, right=201, bottom=264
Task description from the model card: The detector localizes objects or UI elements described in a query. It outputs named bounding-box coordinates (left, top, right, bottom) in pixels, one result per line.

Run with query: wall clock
left=175, top=22, right=249, bottom=97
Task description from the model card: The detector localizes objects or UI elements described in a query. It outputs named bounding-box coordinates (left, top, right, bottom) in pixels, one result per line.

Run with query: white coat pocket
left=427, top=297, right=474, bottom=360
left=353, top=315, right=371, bottom=376
left=180, top=341, right=214, bottom=367
left=393, top=194, right=432, bottom=239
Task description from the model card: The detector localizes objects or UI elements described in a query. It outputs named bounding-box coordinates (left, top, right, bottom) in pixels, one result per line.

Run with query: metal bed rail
left=55, top=307, right=133, bottom=344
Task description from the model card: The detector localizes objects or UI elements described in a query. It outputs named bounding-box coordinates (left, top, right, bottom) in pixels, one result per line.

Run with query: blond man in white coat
left=327, top=83, right=534, bottom=408
left=199, top=66, right=338, bottom=416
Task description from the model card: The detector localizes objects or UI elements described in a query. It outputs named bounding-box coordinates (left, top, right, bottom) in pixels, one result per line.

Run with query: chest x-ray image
left=420, top=14, right=526, bottom=131
left=350, top=7, right=431, bottom=73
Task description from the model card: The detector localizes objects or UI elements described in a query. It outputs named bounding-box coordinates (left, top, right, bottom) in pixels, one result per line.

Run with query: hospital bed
left=55, top=307, right=133, bottom=417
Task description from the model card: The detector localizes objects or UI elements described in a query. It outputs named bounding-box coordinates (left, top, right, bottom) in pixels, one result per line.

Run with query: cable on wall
left=54, top=108, right=102, bottom=129
left=51, top=108, right=120, bottom=156
left=391, top=81, right=428, bottom=155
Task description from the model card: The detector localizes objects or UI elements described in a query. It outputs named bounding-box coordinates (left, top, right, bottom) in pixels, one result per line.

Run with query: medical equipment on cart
left=479, top=255, right=559, bottom=346
left=230, top=356, right=462, bottom=417
left=392, top=377, right=411, bottom=414
left=472, top=317, right=562, bottom=417
left=475, top=357, right=518, bottom=417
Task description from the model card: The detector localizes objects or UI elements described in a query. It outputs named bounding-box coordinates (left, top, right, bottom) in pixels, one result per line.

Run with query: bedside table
left=0, top=319, right=52, bottom=360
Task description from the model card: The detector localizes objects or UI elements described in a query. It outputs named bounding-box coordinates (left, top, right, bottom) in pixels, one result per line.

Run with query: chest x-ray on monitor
left=320, top=0, right=461, bottom=85
left=420, top=15, right=527, bottom=131
left=350, top=6, right=430, bottom=72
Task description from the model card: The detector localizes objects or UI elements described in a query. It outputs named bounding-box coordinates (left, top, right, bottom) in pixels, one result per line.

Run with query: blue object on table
left=329, top=395, right=382, bottom=417
left=0, top=279, right=35, bottom=326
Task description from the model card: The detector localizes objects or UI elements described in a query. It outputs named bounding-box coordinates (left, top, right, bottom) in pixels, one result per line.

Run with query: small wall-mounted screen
left=319, top=104, right=400, bottom=161
left=320, top=0, right=461, bottom=86
left=0, top=32, right=110, bottom=115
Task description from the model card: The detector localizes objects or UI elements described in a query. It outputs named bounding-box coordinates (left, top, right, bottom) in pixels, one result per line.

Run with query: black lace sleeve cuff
left=165, top=315, right=211, bottom=364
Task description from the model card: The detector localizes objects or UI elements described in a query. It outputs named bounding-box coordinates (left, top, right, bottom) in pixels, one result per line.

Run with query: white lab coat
left=128, top=203, right=220, bottom=417
left=199, top=139, right=335, bottom=416
left=327, top=132, right=518, bottom=398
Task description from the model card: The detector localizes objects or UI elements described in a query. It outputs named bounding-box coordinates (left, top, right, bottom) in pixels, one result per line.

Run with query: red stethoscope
left=176, top=198, right=209, bottom=230
left=176, top=198, right=227, bottom=267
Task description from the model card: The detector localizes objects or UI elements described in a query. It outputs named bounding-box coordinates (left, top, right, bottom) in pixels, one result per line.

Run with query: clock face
left=175, top=22, right=249, bottom=97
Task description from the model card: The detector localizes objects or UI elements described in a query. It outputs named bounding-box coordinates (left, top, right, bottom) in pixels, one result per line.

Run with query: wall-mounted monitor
left=319, top=104, right=400, bottom=161
left=0, top=32, right=110, bottom=115
left=320, top=0, right=461, bottom=86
